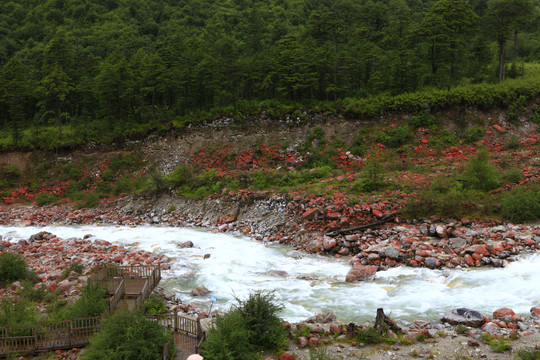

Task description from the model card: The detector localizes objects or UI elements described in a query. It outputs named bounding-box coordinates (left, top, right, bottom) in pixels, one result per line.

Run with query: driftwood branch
left=374, top=308, right=401, bottom=334
left=326, top=214, right=395, bottom=237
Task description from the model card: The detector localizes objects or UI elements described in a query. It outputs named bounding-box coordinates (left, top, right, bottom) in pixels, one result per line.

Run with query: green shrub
left=501, top=186, right=540, bottom=222
left=201, top=309, right=258, bottom=360
left=201, top=291, right=287, bottom=360
left=353, top=158, right=386, bottom=192
left=67, top=165, right=81, bottom=180
left=75, top=192, right=100, bottom=209
left=356, top=327, right=385, bottom=344
left=2, top=165, right=21, bottom=181
left=500, top=168, right=524, bottom=184
left=101, top=169, right=114, bottom=182
left=430, top=130, right=459, bottom=149
left=113, top=176, right=135, bottom=195
left=35, top=192, right=58, bottom=206
left=110, top=154, right=141, bottom=171
left=462, top=146, right=500, bottom=191
left=236, top=291, right=287, bottom=351
left=408, top=112, right=440, bottom=129
left=507, top=95, right=528, bottom=124
left=0, top=297, right=39, bottom=330
left=465, top=126, right=484, bottom=143
left=455, top=324, right=469, bottom=335
left=504, top=135, right=521, bottom=150
left=375, top=125, right=410, bottom=148
left=167, top=164, right=194, bottom=188
left=17, top=281, right=46, bottom=302
left=293, top=324, right=311, bottom=340
left=0, top=252, right=30, bottom=286
left=68, top=282, right=107, bottom=318
left=83, top=310, right=174, bottom=360
left=515, top=348, right=540, bottom=360
left=143, top=294, right=167, bottom=315
left=62, top=262, right=84, bottom=278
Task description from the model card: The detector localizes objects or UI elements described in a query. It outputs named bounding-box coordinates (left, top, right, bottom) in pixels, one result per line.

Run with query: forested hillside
left=0, top=0, right=538, bottom=149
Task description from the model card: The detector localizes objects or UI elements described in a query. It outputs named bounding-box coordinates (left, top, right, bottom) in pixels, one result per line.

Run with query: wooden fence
left=0, top=317, right=101, bottom=357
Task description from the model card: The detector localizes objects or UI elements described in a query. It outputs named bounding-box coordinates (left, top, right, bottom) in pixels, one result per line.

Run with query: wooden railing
left=1, top=264, right=163, bottom=357
left=0, top=317, right=101, bottom=357
left=108, top=278, right=125, bottom=312
left=162, top=334, right=176, bottom=360
left=148, top=314, right=201, bottom=338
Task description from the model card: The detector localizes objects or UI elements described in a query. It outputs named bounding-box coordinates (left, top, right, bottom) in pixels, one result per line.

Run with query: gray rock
left=449, top=237, right=468, bottom=249
left=533, top=236, right=540, bottom=243
left=383, top=247, right=401, bottom=259
left=491, top=225, right=506, bottom=233
left=425, top=257, right=440, bottom=269
left=442, top=308, right=485, bottom=327
left=491, top=258, right=506, bottom=267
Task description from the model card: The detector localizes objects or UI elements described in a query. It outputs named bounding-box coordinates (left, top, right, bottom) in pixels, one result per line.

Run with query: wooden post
left=174, top=309, right=178, bottom=332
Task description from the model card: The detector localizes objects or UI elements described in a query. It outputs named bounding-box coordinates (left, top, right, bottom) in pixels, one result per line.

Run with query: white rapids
left=1, top=225, right=539, bottom=323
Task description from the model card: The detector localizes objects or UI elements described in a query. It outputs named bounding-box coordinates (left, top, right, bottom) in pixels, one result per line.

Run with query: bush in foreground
left=83, top=310, right=173, bottom=360
left=201, top=291, right=287, bottom=360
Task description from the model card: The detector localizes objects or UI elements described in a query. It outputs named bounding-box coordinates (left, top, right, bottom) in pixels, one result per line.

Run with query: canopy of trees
left=0, top=0, right=538, bottom=146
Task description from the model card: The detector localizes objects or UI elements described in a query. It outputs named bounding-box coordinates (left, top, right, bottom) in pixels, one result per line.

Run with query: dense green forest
left=0, top=0, right=539, bottom=149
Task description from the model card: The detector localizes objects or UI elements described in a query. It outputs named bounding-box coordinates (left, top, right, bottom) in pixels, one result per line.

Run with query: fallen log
left=325, top=214, right=395, bottom=237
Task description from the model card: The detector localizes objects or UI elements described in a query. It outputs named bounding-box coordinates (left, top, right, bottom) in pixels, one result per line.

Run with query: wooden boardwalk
left=1, top=264, right=206, bottom=359
left=0, top=264, right=166, bottom=358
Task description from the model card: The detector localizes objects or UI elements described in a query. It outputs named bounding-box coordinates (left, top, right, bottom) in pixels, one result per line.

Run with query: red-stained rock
left=326, top=212, right=341, bottom=220
left=345, top=264, right=377, bottom=282
left=308, top=336, right=320, bottom=347
left=192, top=286, right=210, bottom=296
left=493, top=124, right=506, bottom=133
left=298, top=336, right=308, bottom=348
left=322, top=236, right=337, bottom=250
left=493, top=308, right=515, bottom=319
left=530, top=305, right=540, bottom=318
left=278, top=352, right=295, bottom=360
left=372, top=209, right=383, bottom=217
left=464, top=254, right=475, bottom=267
left=473, top=245, right=490, bottom=256
left=302, top=208, right=318, bottom=220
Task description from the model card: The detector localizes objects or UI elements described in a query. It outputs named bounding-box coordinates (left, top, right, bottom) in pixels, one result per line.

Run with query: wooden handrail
left=162, top=334, right=175, bottom=360
left=109, top=278, right=125, bottom=312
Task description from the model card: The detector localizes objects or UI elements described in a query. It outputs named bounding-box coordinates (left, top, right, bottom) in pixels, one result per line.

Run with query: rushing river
left=1, top=225, right=539, bottom=323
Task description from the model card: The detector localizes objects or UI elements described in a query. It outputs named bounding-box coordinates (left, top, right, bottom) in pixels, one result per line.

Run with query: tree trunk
left=498, top=40, right=506, bottom=83
left=513, top=30, right=518, bottom=61
left=151, top=89, right=156, bottom=123
left=57, top=101, right=63, bottom=141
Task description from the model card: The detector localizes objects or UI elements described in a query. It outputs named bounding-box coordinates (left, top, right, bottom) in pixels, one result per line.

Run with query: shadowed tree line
left=0, top=0, right=537, bottom=148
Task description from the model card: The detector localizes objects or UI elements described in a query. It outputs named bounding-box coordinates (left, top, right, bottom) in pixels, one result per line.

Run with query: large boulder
left=441, top=308, right=485, bottom=327
left=345, top=264, right=377, bottom=282
left=530, top=305, right=540, bottom=318
left=192, top=286, right=211, bottom=296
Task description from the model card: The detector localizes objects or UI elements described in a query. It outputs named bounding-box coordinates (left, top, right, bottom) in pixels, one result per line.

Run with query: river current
left=1, top=225, right=539, bottom=323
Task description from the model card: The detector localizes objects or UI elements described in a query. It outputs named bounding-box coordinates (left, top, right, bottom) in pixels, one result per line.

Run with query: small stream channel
left=1, top=225, right=539, bottom=323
